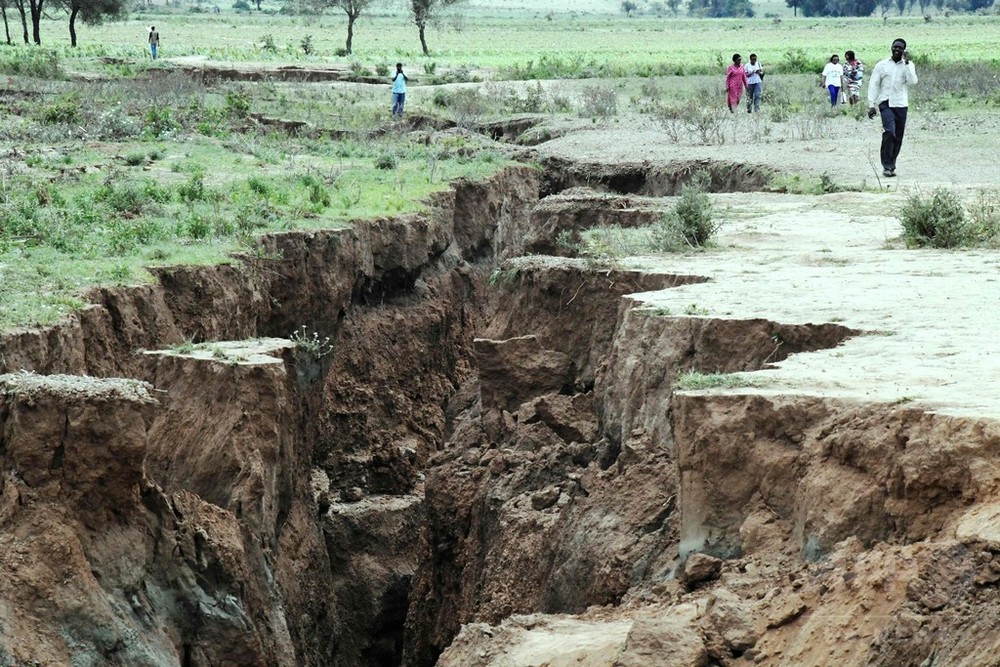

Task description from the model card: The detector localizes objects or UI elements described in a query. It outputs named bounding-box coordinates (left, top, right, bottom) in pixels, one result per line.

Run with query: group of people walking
left=724, top=53, right=765, bottom=113
left=724, top=39, right=917, bottom=177
left=820, top=51, right=864, bottom=107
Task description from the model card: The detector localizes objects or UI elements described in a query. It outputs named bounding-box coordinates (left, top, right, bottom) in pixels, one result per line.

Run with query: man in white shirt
left=867, top=38, right=918, bottom=178
left=744, top=53, right=764, bottom=113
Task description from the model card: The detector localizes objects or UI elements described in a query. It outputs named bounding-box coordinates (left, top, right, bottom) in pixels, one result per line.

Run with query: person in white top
left=820, top=54, right=844, bottom=107
left=744, top=53, right=764, bottom=113
left=867, top=38, right=918, bottom=177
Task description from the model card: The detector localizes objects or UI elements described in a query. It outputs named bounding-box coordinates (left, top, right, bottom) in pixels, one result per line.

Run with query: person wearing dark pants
left=877, top=103, right=907, bottom=177
left=867, top=38, right=918, bottom=178
left=744, top=53, right=764, bottom=113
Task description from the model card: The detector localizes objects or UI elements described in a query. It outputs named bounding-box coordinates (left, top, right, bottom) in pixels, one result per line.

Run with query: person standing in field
left=725, top=54, right=747, bottom=113
left=843, top=50, right=864, bottom=106
left=391, top=63, right=408, bottom=117
left=148, top=26, right=160, bottom=60
left=867, top=38, right=917, bottom=177
left=744, top=53, right=764, bottom=113
left=821, top=54, right=844, bottom=107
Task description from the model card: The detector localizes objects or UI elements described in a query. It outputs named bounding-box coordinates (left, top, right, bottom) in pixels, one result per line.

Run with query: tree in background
left=57, top=0, right=126, bottom=46
left=800, top=0, right=877, bottom=16
left=786, top=0, right=800, bottom=14
left=621, top=0, right=638, bottom=14
left=9, top=0, right=27, bottom=43
left=689, top=0, right=755, bottom=17
left=314, top=0, right=375, bottom=54
left=27, top=0, right=41, bottom=43
left=951, top=0, right=995, bottom=10
left=411, top=0, right=465, bottom=56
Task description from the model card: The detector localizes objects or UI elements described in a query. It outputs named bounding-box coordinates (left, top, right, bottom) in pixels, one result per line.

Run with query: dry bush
left=579, top=85, right=618, bottom=119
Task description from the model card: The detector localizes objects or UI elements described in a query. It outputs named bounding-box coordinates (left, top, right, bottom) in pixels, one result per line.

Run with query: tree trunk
left=15, top=0, right=28, bottom=43
left=2, top=6, right=11, bottom=45
left=418, top=21, right=428, bottom=56
left=346, top=13, right=354, bottom=54
left=69, top=4, right=77, bottom=47
left=28, top=0, right=41, bottom=44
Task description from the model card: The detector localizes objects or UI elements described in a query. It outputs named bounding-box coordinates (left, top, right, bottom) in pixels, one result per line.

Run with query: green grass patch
left=675, top=371, right=768, bottom=390
left=0, top=125, right=510, bottom=329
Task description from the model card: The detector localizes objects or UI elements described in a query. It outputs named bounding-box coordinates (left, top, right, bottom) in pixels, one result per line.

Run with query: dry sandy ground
left=535, top=108, right=1000, bottom=419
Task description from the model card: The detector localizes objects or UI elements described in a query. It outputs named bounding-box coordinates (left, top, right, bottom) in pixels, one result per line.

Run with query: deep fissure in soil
left=6, top=159, right=994, bottom=667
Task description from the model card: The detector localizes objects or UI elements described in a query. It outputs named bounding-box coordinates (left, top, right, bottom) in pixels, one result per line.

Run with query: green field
left=2, top=4, right=999, bottom=330
left=15, top=8, right=1000, bottom=75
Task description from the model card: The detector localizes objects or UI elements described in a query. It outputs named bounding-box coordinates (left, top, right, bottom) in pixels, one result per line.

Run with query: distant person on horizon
left=391, top=63, right=408, bottom=117
left=725, top=54, right=747, bottom=113
left=148, top=26, right=160, bottom=60
left=843, top=50, right=864, bottom=105
left=744, top=53, right=764, bottom=113
left=867, top=38, right=918, bottom=178
left=821, top=54, right=844, bottom=107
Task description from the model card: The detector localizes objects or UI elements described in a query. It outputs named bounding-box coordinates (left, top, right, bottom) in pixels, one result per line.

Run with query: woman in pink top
left=725, top=54, right=748, bottom=113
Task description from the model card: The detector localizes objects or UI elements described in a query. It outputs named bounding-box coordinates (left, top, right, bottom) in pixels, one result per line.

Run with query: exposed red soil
left=2, top=155, right=999, bottom=667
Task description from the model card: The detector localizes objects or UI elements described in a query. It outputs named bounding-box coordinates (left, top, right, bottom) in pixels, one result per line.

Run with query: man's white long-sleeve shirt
left=867, top=58, right=918, bottom=108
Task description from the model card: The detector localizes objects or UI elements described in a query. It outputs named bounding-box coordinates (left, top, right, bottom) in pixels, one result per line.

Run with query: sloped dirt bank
left=0, top=165, right=540, bottom=666
left=401, top=263, right=861, bottom=666
left=539, top=156, right=774, bottom=197
left=0, top=372, right=300, bottom=665
left=3, top=147, right=999, bottom=667
left=423, top=340, right=1000, bottom=667
left=0, top=166, right=539, bottom=378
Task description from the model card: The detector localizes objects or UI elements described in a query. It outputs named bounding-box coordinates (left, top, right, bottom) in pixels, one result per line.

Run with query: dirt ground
left=425, top=103, right=1000, bottom=666
left=3, top=64, right=1000, bottom=665
left=529, top=106, right=1000, bottom=419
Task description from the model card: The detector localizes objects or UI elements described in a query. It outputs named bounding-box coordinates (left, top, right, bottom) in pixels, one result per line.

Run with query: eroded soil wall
left=4, top=157, right=1000, bottom=667
left=0, top=166, right=541, bottom=666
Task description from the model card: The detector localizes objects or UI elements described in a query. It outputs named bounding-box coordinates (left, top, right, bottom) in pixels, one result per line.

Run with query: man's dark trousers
left=879, top=101, right=907, bottom=171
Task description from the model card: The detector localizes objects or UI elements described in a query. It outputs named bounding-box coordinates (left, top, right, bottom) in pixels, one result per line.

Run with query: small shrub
left=374, top=152, right=398, bottom=170
left=509, top=82, right=546, bottom=113
left=653, top=175, right=718, bottom=250
left=580, top=85, right=618, bottom=118
left=144, top=106, right=178, bottom=138
left=301, top=35, right=315, bottom=56
left=300, top=174, right=331, bottom=208
left=225, top=90, right=252, bottom=118
left=124, top=151, right=146, bottom=167
left=261, top=34, right=277, bottom=52
left=0, top=49, right=62, bottom=78
left=177, top=170, right=207, bottom=203
left=899, top=188, right=969, bottom=248
left=181, top=211, right=213, bottom=239
left=781, top=48, right=821, bottom=74
left=375, top=63, right=390, bottom=77
left=432, top=89, right=450, bottom=108
left=232, top=0, right=251, bottom=10
left=446, top=89, right=489, bottom=128
left=41, top=95, right=81, bottom=124
left=96, top=181, right=149, bottom=217
left=423, top=61, right=437, bottom=75
left=967, top=190, right=1000, bottom=246
left=94, top=105, right=141, bottom=140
